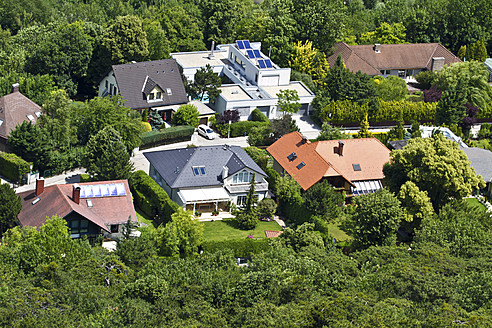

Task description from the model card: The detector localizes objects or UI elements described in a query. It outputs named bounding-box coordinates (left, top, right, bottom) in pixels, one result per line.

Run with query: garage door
left=262, top=75, right=279, bottom=86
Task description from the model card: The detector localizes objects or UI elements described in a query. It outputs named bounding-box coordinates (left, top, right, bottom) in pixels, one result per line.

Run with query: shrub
left=217, top=109, right=240, bottom=124
left=243, top=147, right=269, bottom=171
left=79, top=174, right=92, bottom=183
left=201, top=238, right=270, bottom=257
left=129, top=170, right=180, bottom=224
left=215, top=121, right=269, bottom=138
left=265, top=167, right=279, bottom=195
left=0, top=152, right=31, bottom=183
left=250, top=108, right=270, bottom=123
left=172, top=104, right=199, bottom=127
left=236, top=212, right=259, bottom=230
left=142, top=121, right=152, bottom=132
left=257, top=198, right=277, bottom=219
left=319, top=99, right=437, bottom=124
left=140, top=125, right=194, bottom=149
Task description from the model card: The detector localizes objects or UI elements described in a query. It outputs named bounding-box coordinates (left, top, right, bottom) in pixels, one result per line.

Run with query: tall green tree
left=186, top=64, right=222, bottom=102
left=359, top=22, right=406, bottom=45
left=303, top=180, right=344, bottom=221
left=153, top=208, right=203, bottom=257
left=172, top=104, right=199, bottom=127
left=435, top=83, right=467, bottom=126
left=83, top=126, right=134, bottom=181
left=383, top=135, right=485, bottom=209
left=277, top=89, right=301, bottom=115
left=7, top=121, right=51, bottom=171
left=0, top=183, right=22, bottom=236
left=345, top=188, right=404, bottom=248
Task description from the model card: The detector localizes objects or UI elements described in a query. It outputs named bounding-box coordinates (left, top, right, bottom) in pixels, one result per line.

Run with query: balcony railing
left=225, top=181, right=269, bottom=193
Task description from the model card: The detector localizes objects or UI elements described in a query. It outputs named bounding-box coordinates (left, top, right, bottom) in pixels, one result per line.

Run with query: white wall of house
left=98, top=70, right=118, bottom=97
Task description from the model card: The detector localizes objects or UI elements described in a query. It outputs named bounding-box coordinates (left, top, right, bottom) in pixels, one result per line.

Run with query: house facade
left=171, top=40, right=315, bottom=120
left=327, top=42, right=461, bottom=82
left=97, top=59, right=188, bottom=122
left=0, top=83, right=42, bottom=152
left=267, top=131, right=391, bottom=197
left=144, top=145, right=269, bottom=213
left=17, top=179, right=138, bottom=239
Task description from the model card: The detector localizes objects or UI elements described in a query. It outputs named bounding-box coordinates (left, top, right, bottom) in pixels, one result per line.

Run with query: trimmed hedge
left=0, top=152, right=30, bottom=183
left=216, top=121, right=269, bottom=137
left=201, top=238, right=271, bottom=257
left=129, top=170, right=180, bottom=224
left=265, top=167, right=279, bottom=195
left=140, top=125, right=194, bottom=149
left=319, top=99, right=437, bottom=124
left=250, top=108, right=270, bottom=123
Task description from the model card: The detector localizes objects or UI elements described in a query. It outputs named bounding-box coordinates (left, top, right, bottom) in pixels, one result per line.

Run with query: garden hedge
left=201, top=238, right=271, bottom=257
left=250, top=108, right=270, bottom=123
left=129, top=170, right=180, bottom=224
left=140, top=125, right=194, bottom=149
left=319, top=99, right=438, bottom=125
left=0, top=152, right=30, bottom=183
left=215, top=121, right=269, bottom=137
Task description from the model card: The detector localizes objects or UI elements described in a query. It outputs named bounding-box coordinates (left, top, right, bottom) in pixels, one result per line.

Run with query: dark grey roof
left=461, top=147, right=492, bottom=182
left=388, top=140, right=408, bottom=150
left=144, top=145, right=267, bottom=188
left=112, top=59, right=188, bottom=109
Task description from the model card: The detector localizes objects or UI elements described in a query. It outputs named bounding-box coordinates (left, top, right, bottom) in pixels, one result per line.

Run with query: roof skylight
left=352, top=164, right=361, bottom=171
left=296, top=162, right=306, bottom=170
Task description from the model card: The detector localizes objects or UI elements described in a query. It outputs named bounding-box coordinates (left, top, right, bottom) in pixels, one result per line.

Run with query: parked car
left=197, top=124, right=216, bottom=139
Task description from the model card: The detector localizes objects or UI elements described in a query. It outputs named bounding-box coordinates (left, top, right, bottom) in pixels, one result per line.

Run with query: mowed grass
left=327, top=223, right=351, bottom=242
left=136, top=208, right=158, bottom=229
left=464, top=197, right=487, bottom=211
left=203, top=219, right=282, bottom=241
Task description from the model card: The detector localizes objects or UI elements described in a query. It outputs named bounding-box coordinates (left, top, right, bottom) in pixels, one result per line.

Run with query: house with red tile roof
left=267, top=132, right=391, bottom=197
left=17, top=179, right=137, bottom=238
left=327, top=42, right=461, bottom=82
left=0, top=84, right=42, bottom=152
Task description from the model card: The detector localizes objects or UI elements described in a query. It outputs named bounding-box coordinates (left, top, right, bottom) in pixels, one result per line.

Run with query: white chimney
left=222, top=166, right=229, bottom=179
left=208, top=41, right=215, bottom=59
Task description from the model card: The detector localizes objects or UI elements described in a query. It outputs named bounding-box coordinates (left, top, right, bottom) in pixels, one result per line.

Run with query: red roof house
left=17, top=179, right=137, bottom=238
left=267, top=132, right=391, bottom=196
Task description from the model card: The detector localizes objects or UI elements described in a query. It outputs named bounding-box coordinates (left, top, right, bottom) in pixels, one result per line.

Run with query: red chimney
left=35, top=178, right=44, bottom=196
left=73, top=184, right=81, bottom=205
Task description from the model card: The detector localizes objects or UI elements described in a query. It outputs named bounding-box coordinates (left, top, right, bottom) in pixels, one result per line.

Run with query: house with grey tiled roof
left=97, top=59, right=188, bottom=123
left=144, top=145, right=268, bottom=213
left=328, top=42, right=461, bottom=82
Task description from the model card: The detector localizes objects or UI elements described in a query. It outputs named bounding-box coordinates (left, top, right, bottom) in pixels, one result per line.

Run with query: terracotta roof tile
left=17, top=180, right=137, bottom=232
left=268, top=132, right=391, bottom=190
left=328, top=42, right=461, bottom=75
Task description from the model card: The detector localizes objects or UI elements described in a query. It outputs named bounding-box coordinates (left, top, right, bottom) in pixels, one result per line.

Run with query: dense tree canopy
left=383, top=135, right=485, bottom=209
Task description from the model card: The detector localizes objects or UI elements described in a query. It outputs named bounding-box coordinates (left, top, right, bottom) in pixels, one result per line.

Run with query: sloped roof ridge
left=345, top=45, right=381, bottom=73
left=229, top=145, right=267, bottom=176
left=170, top=147, right=198, bottom=188
left=312, top=139, right=356, bottom=186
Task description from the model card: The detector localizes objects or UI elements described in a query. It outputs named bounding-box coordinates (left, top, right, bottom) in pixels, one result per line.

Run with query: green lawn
left=203, top=219, right=282, bottom=241
left=136, top=208, right=158, bottom=229
left=327, top=223, right=351, bottom=242
left=464, top=197, right=487, bottom=210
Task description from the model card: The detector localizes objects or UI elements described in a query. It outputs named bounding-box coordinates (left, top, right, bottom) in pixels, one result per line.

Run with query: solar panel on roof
left=243, top=40, right=252, bottom=49
left=258, top=59, right=266, bottom=69
left=246, top=49, right=255, bottom=58
left=253, top=49, right=261, bottom=58
left=237, top=40, right=245, bottom=49
left=264, top=59, right=273, bottom=68
left=80, top=183, right=126, bottom=198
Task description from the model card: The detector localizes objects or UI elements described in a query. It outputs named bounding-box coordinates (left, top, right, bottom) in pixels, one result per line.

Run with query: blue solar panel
left=258, top=59, right=266, bottom=69
left=246, top=49, right=255, bottom=58
left=253, top=49, right=261, bottom=58
left=264, top=59, right=273, bottom=68
left=237, top=40, right=245, bottom=49
left=80, top=183, right=126, bottom=198
left=244, top=40, right=252, bottom=49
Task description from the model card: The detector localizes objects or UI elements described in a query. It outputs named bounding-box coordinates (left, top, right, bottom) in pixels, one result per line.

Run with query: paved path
left=14, top=168, right=86, bottom=193
left=292, top=114, right=321, bottom=139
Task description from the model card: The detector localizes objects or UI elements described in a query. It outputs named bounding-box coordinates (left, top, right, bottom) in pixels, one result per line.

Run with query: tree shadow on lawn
left=222, top=217, right=244, bottom=230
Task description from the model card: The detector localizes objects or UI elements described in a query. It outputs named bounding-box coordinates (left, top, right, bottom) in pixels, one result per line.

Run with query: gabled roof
left=17, top=180, right=137, bottom=231
left=112, top=59, right=188, bottom=109
left=144, top=145, right=267, bottom=189
left=0, top=90, right=41, bottom=139
left=328, top=42, right=461, bottom=75
left=267, top=132, right=391, bottom=190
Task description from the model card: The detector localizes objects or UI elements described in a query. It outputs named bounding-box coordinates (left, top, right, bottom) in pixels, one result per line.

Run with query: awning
left=350, top=180, right=383, bottom=196
left=178, top=187, right=230, bottom=204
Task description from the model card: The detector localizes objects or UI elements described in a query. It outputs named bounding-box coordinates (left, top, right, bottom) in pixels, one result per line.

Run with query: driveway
left=292, top=114, right=321, bottom=139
